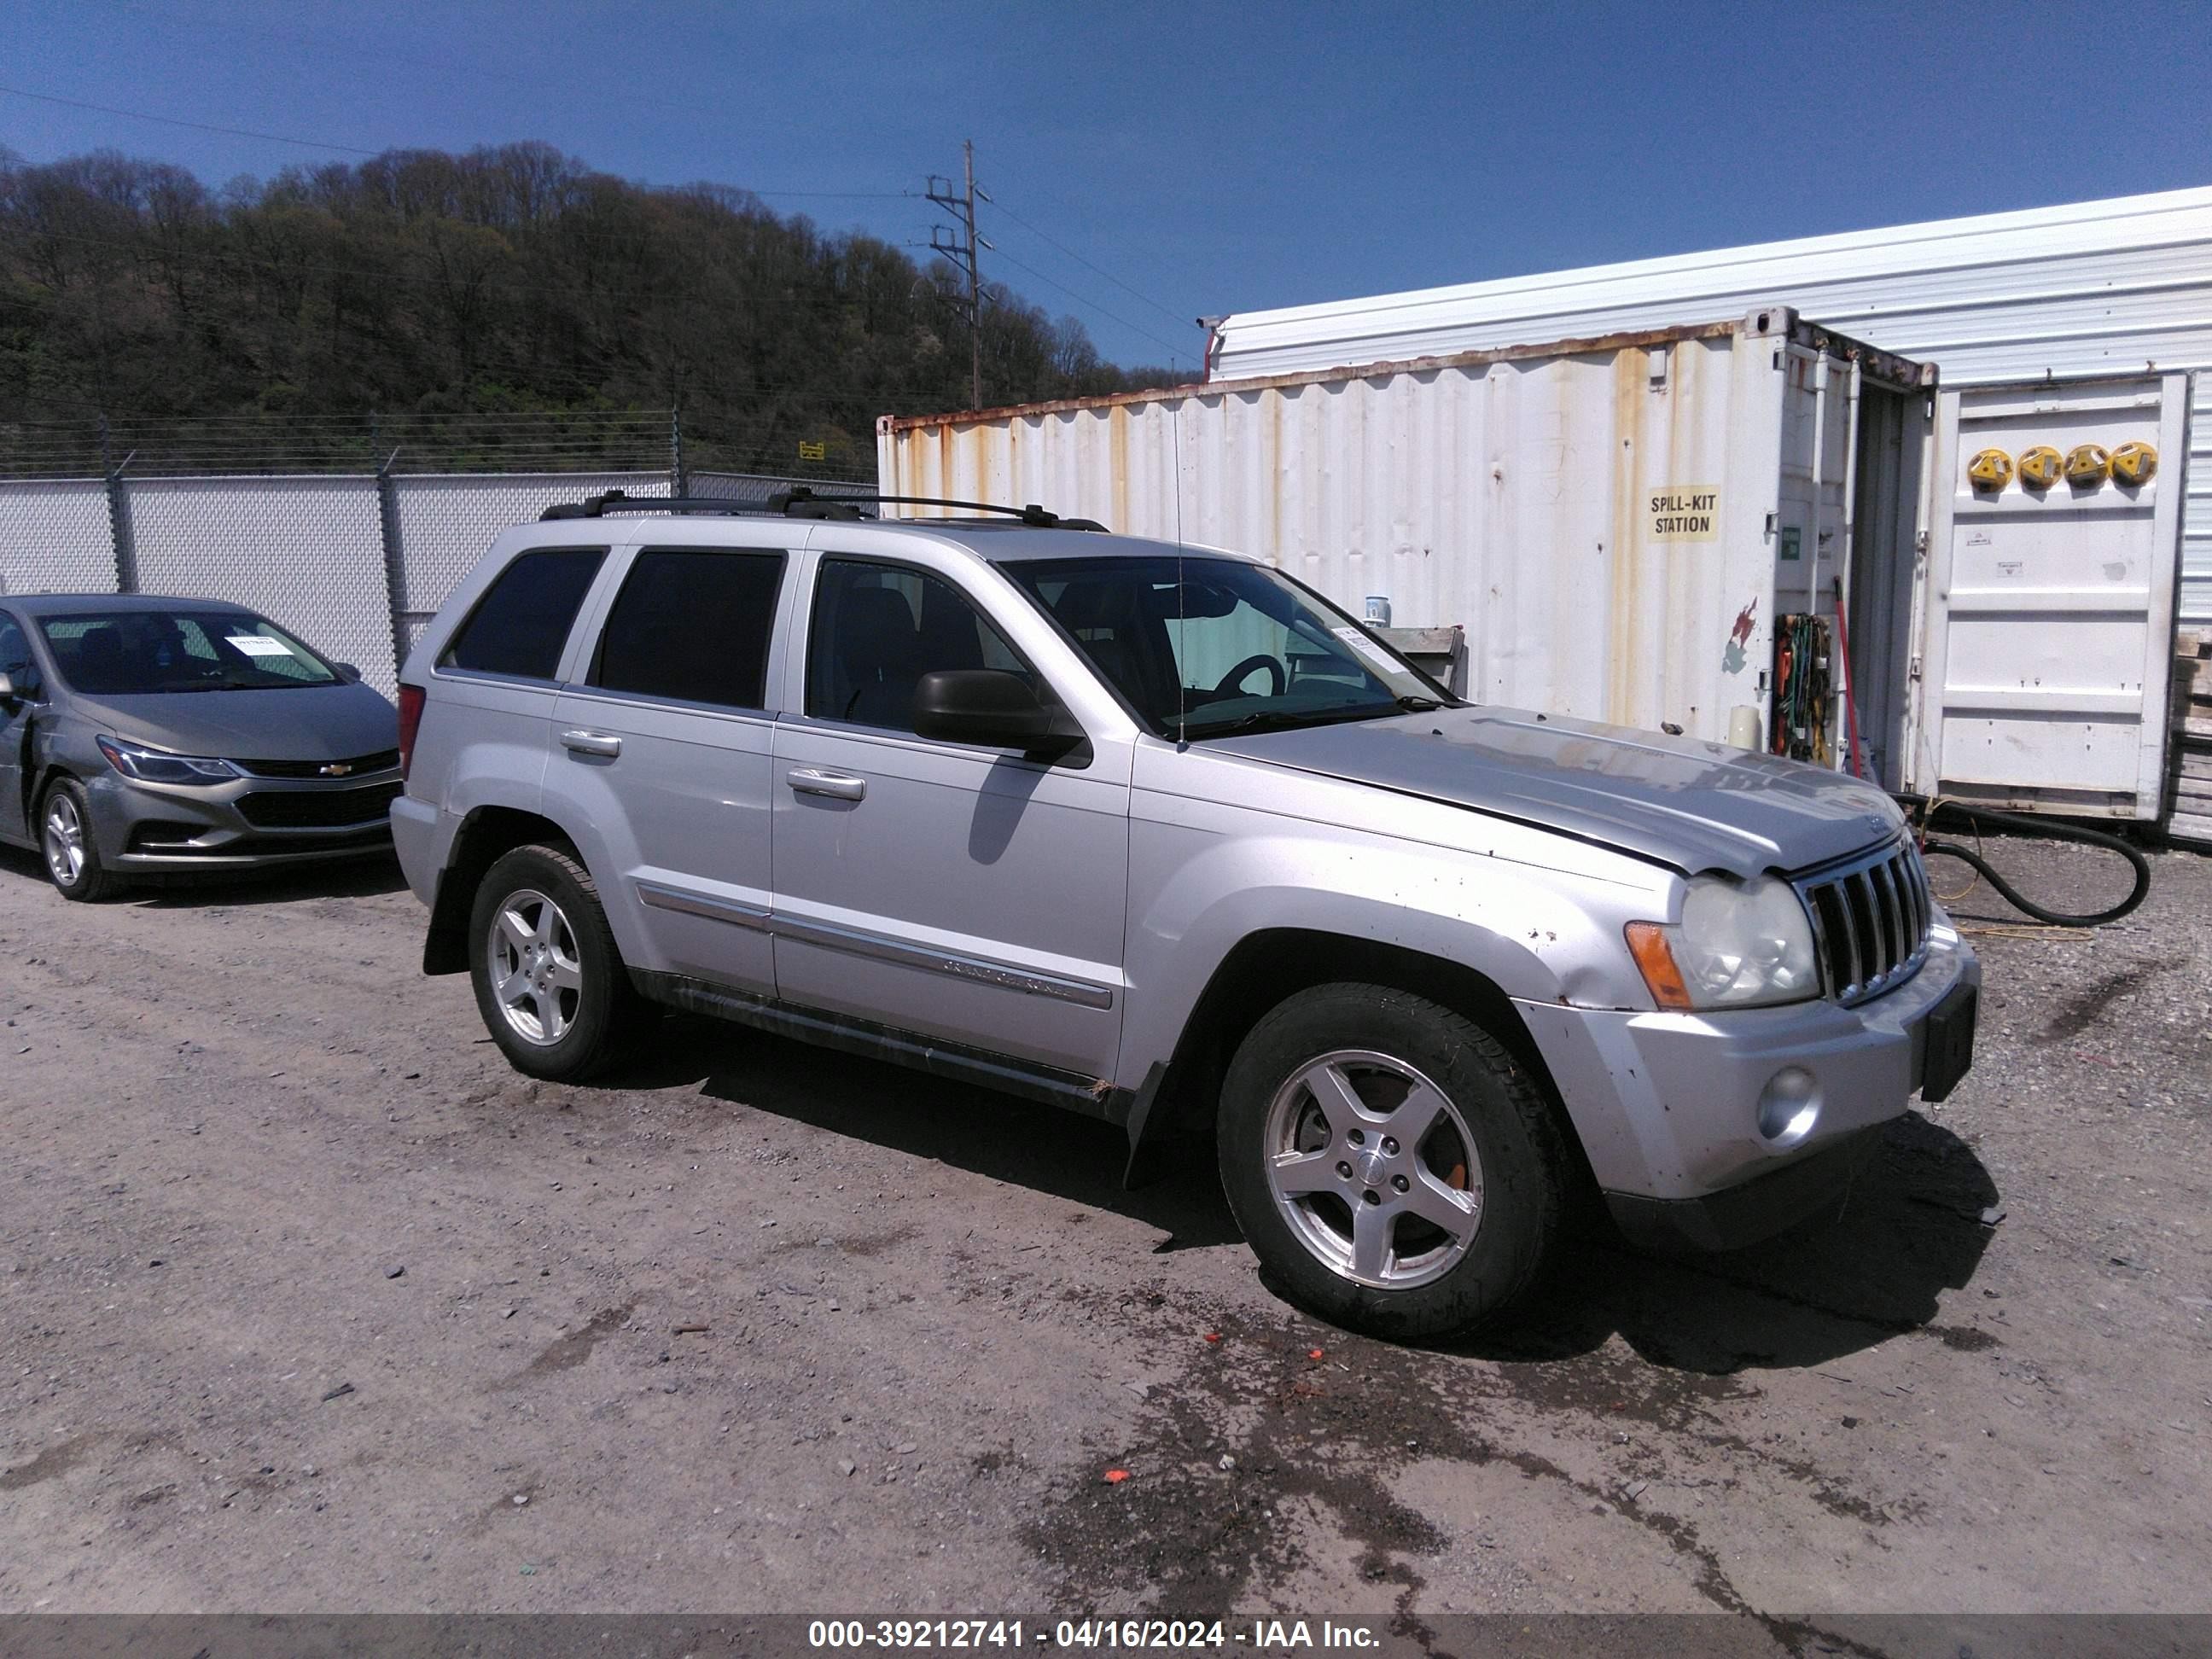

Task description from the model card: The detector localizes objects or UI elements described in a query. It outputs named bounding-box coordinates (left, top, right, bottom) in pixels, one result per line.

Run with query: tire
left=39, top=777, right=120, bottom=902
left=468, top=843, right=641, bottom=1081
left=1216, top=982, right=1569, bottom=1342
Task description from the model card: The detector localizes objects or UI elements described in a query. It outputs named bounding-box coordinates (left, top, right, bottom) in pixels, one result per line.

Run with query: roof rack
left=539, top=486, right=1103, bottom=530
left=540, top=490, right=777, bottom=521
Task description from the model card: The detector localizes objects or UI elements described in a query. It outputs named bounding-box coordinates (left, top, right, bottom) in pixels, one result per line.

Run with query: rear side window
left=591, top=549, right=786, bottom=710
left=440, top=547, right=607, bottom=680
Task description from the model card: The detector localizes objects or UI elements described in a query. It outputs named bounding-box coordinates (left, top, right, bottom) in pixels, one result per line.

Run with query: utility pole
left=928, top=140, right=990, bottom=409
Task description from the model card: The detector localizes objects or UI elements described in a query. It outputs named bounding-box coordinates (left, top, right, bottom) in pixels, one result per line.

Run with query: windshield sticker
left=1330, top=626, right=1401, bottom=674
left=226, top=635, right=294, bottom=657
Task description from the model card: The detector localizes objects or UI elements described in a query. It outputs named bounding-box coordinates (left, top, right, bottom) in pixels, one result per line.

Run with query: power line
left=984, top=196, right=1194, bottom=333
left=0, top=84, right=386, bottom=155
left=984, top=246, right=1189, bottom=360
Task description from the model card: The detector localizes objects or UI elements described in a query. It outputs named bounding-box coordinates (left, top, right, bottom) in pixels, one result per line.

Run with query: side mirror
left=333, top=661, right=363, bottom=683
left=912, top=669, right=1084, bottom=760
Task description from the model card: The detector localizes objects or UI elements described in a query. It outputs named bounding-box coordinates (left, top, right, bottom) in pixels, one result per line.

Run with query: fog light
left=1756, top=1067, right=1820, bottom=1145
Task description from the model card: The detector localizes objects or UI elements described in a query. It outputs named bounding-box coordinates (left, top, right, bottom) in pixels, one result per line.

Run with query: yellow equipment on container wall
left=2017, top=445, right=2063, bottom=489
left=2110, top=440, right=2157, bottom=486
left=1967, top=447, right=2014, bottom=491
left=2064, top=443, right=2111, bottom=487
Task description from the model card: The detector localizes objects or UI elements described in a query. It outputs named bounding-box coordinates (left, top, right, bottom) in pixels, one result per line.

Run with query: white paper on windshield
left=1330, top=626, right=1401, bottom=675
left=226, top=634, right=294, bottom=658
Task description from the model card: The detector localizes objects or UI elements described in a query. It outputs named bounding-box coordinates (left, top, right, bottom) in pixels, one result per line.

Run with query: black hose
left=1898, top=799, right=2151, bottom=928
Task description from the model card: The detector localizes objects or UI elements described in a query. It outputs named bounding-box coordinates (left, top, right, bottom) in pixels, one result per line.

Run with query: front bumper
left=1513, top=922, right=1979, bottom=1249
left=85, top=768, right=399, bottom=870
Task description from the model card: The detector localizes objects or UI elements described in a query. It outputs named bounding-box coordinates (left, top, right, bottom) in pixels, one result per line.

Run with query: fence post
left=670, top=405, right=688, bottom=498
left=99, top=416, right=139, bottom=593
left=375, top=449, right=411, bottom=682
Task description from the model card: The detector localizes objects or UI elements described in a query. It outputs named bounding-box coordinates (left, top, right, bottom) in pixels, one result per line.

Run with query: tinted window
left=37, top=609, right=341, bottom=695
left=806, top=559, right=1033, bottom=733
left=441, top=547, right=606, bottom=680
left=591, top=549, right=785, bottom=709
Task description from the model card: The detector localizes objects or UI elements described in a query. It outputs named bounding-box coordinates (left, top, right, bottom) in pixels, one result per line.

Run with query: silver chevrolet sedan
left=0, top=594, right=400, bottom=899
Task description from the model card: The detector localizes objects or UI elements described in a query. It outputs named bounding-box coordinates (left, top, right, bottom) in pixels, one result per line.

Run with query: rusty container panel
left=881, top=308, right=1917, bottom=748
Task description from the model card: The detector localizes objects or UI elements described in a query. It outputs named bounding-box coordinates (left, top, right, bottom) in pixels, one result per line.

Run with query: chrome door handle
left=785, top=766, right=866, bottom=801
left=560, top=729, right=622, bottom=759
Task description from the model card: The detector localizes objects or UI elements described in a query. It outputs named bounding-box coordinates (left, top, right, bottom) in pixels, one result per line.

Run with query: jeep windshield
left=38, top=609, right=342, bottom=695
left=1005, top=555, right=1451, bottom=740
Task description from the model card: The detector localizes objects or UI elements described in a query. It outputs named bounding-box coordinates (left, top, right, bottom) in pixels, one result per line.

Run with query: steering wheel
left=1212, top=654, right=1286, bottom=699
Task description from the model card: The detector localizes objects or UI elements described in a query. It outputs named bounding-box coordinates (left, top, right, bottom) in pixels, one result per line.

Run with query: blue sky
left=3, top=0, right=2209, bottom=372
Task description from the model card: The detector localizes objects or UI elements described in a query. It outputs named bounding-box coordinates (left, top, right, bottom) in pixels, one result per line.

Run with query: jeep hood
left=1210, top=704, right=1905, bottom=879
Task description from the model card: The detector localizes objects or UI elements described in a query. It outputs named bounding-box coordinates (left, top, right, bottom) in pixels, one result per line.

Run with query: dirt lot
left=2, top=832, right=2208, bottom=1638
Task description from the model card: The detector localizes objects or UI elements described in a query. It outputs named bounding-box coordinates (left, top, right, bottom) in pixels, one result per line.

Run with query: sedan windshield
left=38, top=609, right=341, bottom=695
left=1006, top=555, right=1450, bottom=739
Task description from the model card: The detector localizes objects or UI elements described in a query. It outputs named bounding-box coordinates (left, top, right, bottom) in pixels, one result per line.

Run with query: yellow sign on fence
left=798, top=441, right=827, bottom=462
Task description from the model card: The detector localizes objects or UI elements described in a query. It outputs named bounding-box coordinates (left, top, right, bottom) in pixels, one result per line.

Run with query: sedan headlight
left=1625, top=875, right=1819, bottom=1010
left=96, top=736, right=241, bottom=785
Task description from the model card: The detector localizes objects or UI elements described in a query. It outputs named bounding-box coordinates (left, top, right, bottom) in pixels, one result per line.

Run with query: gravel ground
left=0, top=830, right=2206, bottom=1640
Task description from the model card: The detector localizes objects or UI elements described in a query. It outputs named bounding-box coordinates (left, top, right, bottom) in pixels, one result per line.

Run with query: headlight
left=1625, top=875, right=1819, bottom=1010
left=96, top=736, right=240, bottom=785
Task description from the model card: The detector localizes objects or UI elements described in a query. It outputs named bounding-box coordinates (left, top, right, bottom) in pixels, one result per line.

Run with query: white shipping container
left=881, top=307, right=1934, bottom=770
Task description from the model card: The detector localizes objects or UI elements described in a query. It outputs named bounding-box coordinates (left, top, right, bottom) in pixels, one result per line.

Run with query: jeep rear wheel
left=1217, top=982, right=1568, bottom=1341
left=469, top=843, right=640, bottom=1081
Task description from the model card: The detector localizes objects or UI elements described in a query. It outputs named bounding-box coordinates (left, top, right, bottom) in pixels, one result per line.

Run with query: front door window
left=806, top=558, right=1035, bottom=733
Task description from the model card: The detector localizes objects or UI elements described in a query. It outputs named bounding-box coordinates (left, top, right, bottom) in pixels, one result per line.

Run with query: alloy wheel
left=486, top=888, right=583, bottom=1046
left=1262, top=1048, right=1485, bottom=1289
left=44, top=793, right=86, bottom=887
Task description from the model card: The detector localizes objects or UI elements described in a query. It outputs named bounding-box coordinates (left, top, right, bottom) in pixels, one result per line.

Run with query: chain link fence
left=0, top=462, right=865, bottom=699
left=387, top=471, right=674, bottom=663
left=0, top=480, right=119, bottom=596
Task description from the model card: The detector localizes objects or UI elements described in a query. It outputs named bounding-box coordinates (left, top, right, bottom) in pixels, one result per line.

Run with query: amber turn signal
left=1624, top=922, right=1695, bottom=1011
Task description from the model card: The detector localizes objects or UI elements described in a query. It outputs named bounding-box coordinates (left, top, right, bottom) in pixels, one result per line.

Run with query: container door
left=1906, top=373, right=2190, bottom=819
left=1842, top=384, right=1931, bottom=790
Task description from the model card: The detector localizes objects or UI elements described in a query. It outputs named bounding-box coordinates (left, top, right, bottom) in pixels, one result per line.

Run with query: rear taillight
left=397, top=684, right=426, bottom=780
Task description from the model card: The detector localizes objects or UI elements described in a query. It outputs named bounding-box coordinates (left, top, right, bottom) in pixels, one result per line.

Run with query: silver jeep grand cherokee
left=392, top=492, right=1978, bottom=1340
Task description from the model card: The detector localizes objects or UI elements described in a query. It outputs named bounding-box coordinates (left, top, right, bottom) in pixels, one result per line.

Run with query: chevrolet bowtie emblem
left=319, top=761, right=354, bottom=777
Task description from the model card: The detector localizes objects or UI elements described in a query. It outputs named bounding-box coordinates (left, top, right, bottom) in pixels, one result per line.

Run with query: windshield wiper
left=1174, top=701, right=1402, bottom=740
left=1395, top=694, right=1445, bottom=712
left=166, top=677, right=326, bottom=691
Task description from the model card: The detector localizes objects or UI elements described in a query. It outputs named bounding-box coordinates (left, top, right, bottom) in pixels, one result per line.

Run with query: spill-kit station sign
left=1649, top=486, right=1718, bottom=540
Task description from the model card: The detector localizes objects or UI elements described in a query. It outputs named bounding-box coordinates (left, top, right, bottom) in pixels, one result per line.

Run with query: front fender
left=1117, top=811, right=1665, bottom=1091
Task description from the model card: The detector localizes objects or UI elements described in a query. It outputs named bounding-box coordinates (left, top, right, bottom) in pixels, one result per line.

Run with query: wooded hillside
left=0, top=142, right=1172, bottom=476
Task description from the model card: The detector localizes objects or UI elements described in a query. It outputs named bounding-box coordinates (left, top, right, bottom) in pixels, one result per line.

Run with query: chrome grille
left=1797, top=839, right=1932, bottom=1004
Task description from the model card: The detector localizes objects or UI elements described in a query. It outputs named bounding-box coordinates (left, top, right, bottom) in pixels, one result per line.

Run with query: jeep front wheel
left=1216, top=982, right=1569, bottom=1341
